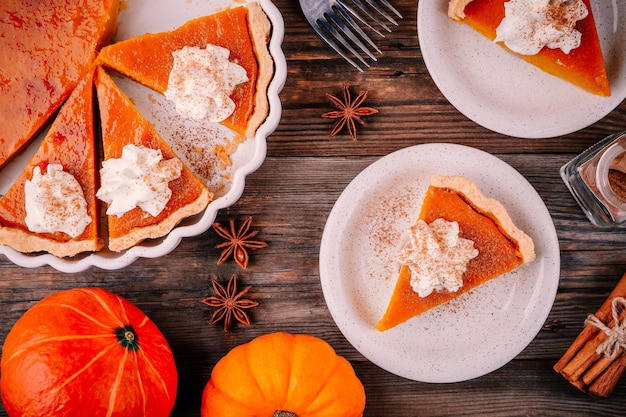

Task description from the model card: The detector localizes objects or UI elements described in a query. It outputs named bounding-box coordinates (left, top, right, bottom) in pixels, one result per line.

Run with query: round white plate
left=319, top=143, right=560, bottom=383
left=0, top=0, right=286, bottom=272
left=418, top=1, right=626, bottom=138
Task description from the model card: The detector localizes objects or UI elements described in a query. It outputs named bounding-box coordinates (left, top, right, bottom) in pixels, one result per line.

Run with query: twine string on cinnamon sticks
left=585, top=296, right=626, bottom=361
left=554, top=272, right=626, bottom=398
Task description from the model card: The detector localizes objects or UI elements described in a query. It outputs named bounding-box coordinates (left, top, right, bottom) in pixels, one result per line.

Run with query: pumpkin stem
left=273, top=412, right=297, bottom=417
left=115, top=325, right=139, bottom=351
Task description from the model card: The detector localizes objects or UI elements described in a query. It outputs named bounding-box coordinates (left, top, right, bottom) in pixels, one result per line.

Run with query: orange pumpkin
left=201, top=332, right=366, bottom=417
left=0, top=287, right=178, bottom=417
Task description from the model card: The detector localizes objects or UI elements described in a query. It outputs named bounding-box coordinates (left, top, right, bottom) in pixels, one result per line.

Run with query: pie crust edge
left=429, top=174, right=536, bottom=264
left=0, top=2, right=270, bottom=259
left=0, top=227, right=103, bottom=258
left=245, top=2, right=274, bottom=138
left=108, top=187, right=211, bottom=252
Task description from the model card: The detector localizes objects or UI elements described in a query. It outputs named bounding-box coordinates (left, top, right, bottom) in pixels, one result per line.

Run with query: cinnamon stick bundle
left=554, top=272, right=626, bottom=398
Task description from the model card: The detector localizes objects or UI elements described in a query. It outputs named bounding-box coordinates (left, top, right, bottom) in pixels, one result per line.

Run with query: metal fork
left=299, top=0, right=402, bottom=71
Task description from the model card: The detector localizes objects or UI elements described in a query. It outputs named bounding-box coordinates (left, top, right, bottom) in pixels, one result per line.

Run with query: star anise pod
left=201, top=274, right=259, bottom=331
left=212, top=216, right=268, bottom=269
left=321, top=82, right=378, bottom=141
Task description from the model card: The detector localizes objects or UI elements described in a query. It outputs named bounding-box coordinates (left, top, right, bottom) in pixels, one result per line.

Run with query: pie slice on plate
left=0, top=0, right=119, bottom=167
left=96, top=3, right=273, bottom=137
left=376, top=175, right=535, bottom=331
left=0, top=66, right=103, bottom=258
left=448, top=0, right=610, bottom=96
left=94, top=67, right=212, bottom=252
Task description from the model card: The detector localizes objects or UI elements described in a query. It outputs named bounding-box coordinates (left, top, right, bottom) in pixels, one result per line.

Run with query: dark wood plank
left=2, top=0, right=626, bottom=416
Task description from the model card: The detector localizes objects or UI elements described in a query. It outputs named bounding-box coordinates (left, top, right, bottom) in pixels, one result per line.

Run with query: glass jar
left=560, top=131, right=626, bottom=226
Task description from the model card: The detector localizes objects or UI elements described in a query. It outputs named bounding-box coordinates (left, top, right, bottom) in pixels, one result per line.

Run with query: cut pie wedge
left=448, top=0, right=610, bottom=96
left=0, top=66, right=103, bottom=258
left=96, top=3, right=273, bottom=137
left=94, top=67, right=212, bottom=252
left=376, top=175, right=535, bottom=331
left=0, top=0, right=119, bottom=167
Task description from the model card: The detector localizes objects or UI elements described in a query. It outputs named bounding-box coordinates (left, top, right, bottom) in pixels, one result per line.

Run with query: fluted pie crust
left=376, top=175, right=535, bottom=331
left=0, top=2, right=273, bottom=257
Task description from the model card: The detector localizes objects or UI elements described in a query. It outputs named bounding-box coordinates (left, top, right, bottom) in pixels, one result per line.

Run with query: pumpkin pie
left=0, top=0, right=119, bottom=167
left=376, top=175, right=535, bottom=331
left=447, top=0, right=610, bottom=96
left=94, top=67, right=212, bottom=252
left=96, top=3, right=273, bottom=137
left=0, top=67, right=103, bottom=258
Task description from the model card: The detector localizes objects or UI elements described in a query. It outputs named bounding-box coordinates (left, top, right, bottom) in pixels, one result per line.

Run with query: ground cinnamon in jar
left=561, top=131, right=626, bottom=226
left=608, top=169, right=626, bottom=201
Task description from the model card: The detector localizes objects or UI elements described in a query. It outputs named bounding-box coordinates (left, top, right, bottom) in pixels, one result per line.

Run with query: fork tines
left=308, top=0, right=402, bottom=71
left=340, top=0, right=401, bottom=35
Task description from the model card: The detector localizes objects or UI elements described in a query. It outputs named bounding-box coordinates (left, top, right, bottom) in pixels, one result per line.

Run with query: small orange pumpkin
left=0, top=287, right=178, bottom=417
left=201, top=332, right=366, bottom=417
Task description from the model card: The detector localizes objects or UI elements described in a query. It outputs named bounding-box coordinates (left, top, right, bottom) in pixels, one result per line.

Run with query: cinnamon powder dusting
left=148, top=93, right=240, bottom=196
left=363, top=183, right=474, bottom=316
left=546, top=0, right=581, bottom=32
left=111, top=73, right=241, bottom=200
left=364, top=185, right=417, bottom=282
left=609, top=169, right=626, bottom=201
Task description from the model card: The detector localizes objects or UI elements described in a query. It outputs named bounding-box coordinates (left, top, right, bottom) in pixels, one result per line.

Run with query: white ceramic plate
left=0, top=0, right=286, bottom=272
left=319, top=143, right=560, bottom=383
left=418, top=1, right=626, bottom=138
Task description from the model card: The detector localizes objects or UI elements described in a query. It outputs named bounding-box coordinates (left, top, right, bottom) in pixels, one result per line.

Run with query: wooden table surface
left=2, top=0, right=626, bottom=415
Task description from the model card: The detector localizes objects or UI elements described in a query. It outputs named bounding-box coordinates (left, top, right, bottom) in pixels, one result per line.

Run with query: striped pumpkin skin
left=0, top=288, right=177, bottom=417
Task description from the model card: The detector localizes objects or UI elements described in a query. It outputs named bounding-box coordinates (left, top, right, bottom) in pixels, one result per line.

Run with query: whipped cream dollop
left=495, top=0, right=588, bottom=55
left=97, top=144, right=182, bottom=217
left=397, top=218, right=479, bottom=298
left=24, top=164, right=91, bottom=238
left=164, top=44, right=249, bottom=122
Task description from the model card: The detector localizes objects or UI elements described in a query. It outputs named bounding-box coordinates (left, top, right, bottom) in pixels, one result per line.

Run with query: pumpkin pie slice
left=376, top=175, right=535, bottom=331
left=0, top=66, right=103, bottom=258
left=448, top=0, right=610, bottom=96
left=94, top=67, right=212, bottom=252
left=0, top=0, right=119, bottom=167
left=96, top=3, right=273, bottom=137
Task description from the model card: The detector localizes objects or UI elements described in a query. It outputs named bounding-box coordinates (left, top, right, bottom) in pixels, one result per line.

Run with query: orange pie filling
left=0, top=3, right=273, bottom=257
left=376, top=175, right=535, bottom=331
left=94, top=67, right=212, bottom=252
left=0, top=67, right=103, bottom=258
left=96, top=3, right=273, bottom=137
left=447, top=0, right=610, bottom=96
left=0, top=0, right=119, bottom=168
